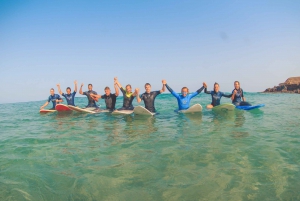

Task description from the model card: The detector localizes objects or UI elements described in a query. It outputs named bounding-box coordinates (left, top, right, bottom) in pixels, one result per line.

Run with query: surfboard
left=212, top=103, right=235, bottom=112
left=68, top=105, right=98, bottom=114
left=111, top=109, right=134, bottom=115
left=178, top=104, right=202, bottom=113
left=236, top=104, right=265, bottom=110
left=40, top=109, right=56, bottom=113
left=133, top=106, right=155, bottom=116
left=55, top=104, right=71, bottom=111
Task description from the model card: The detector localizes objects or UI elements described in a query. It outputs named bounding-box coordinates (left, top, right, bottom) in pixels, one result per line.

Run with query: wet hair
left=234, top=81, right=240, bottom=85
left=66, top=87, right=71, bottom=91
left=88, top=84, right=93, bottom=87
left=104, top=86, right=110, bottom=90
left=181, top=87, right=189, bottom=93
left=126, top=84, right=132, bottom=89
left=214, top=82, right=219, bottom=87
left=145, top=83, right=151, bottom=88
left=50, top=88, right=54, bottom=91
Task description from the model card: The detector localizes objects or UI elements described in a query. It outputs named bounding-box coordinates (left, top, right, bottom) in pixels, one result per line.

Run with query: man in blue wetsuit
left=165, top=80, right=205, bottom=111
left=90, top=78, right=120, bottom=111
left=79, top=83, right=98, bottom=108
left=137, top=80, right=166, bottom=113
left=203, top=82, right=232, bottom=108
left=40, top=88, right=63, bottom=110
left=56, top=80, right=78, bottom=106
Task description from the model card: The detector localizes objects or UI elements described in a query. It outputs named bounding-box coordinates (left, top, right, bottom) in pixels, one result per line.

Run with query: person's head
left=88, top=84, right=93, bottom=91
left=126, top=84, right=132, bottom=93
left=66, top=87, right=71, bottom=94
left=234, top=81, right=240, bottom=90
left=50, top=88, right=55, bottom=96
left=181, top=87, right=189, bottom=97
left=104, top=86, right=111, bottom=95
left=214, top=82, right=219, bottom=92
left=145, top=83, right=151, bottom=93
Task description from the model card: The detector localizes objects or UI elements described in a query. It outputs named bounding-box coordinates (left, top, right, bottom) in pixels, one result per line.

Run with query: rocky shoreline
left=263, top=77, right=300, bottom=94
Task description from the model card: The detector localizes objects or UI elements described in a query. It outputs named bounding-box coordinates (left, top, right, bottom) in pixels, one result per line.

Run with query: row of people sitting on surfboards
left=40, top=77, right=249, bottom=113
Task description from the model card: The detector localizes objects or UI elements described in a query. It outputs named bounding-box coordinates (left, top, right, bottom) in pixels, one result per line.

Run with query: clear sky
left=1, top=0, right=300, bottom=103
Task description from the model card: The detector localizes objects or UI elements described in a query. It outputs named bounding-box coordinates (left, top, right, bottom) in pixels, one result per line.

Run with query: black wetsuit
left=119, top=88, right=135, bottom=110
left=83, top=90, right=98, bottom=108
left=101, top=93, right=117, bottom=111
left=140, top=91, right=161, bottom=113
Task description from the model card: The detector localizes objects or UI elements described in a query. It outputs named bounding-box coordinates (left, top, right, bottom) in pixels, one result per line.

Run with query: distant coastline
left=263, top=77, right=300, bottom=94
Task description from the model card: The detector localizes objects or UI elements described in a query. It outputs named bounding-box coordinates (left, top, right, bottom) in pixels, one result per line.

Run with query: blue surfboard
left=236, top=104, right=265, bottom=110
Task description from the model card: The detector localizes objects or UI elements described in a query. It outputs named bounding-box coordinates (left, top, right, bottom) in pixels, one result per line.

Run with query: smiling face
left=234, top=81, right=240, bottom=90
left=105, top=87, right=111, bottom=96
left=50, top=89, right=55, bottom=96
left=181, top=87, right=189, bottom=97
left=145, top=83, right=151, bottom=93
left=126, top=85, right=132, bottom=93
left=66, top=88, right=71, bottom=94
left=88, top=84, right=93, bottom=91
left=214, top=83, right=219, bottom=92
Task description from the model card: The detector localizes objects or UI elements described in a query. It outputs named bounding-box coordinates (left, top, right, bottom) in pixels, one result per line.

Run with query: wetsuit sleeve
left=241, top=89, right=244, bottom=97
left=222, top=92, right=232, bottom=98
left=83, top=91, right=87, bottom=96
left=120, top=87, right=126, bottom=95
left=140, top=94, right=144, bottom=101
left=196, top=86, right=204, bottom=94
left=204, top=88, right=211, bottom=94
left=101, top=95, right=105, bottom=99
left=47, top=96, right=51, bottom=102
left=189, top=86, right=204, bottom=99
left=57, top=95, right=62, bottom=100
left=166, top=84, right=179, bottom=98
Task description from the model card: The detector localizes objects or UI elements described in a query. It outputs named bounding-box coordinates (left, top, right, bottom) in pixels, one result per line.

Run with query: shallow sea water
left=0, top=93, right=299, bottom=201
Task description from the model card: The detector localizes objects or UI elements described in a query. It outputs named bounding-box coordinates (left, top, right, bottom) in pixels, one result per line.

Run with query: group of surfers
left=40, top=77, right=248, bottom=113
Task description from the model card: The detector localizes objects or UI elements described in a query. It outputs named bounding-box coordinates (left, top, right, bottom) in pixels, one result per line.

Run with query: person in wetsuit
left=56, top=80, right=77, bottom=106
left=40, top=88, right=63, bottom=110
left=79, top=83, right=98, bottom=108
left=203, top=82, right=232, bottom=108
left=231, top=81, right=251, bottom=106
left=137, top=80, right=166, bottom=113
left=90, top=78, right=120, bottom=111
left=165, top=81, right=205, bottom=110
left=114, top=77, right=139, bottom=110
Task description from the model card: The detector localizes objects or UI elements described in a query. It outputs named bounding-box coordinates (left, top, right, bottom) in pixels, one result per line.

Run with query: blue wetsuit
left=83, top=90, right=98, bottom=108
left=62, top=91, right=76, bottom=106
left=232, top=88, right=251, bottom=106
left=166, top=84, right=204, bottom=110
left=47, top=94, right=62, bottom=109
left=204, top=88, right=231, bottom=106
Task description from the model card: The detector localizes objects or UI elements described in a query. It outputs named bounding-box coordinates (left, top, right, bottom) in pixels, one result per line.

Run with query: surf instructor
left=40, top=88, right=63, bottom=110
left=114, top=77, right=139, bottom=110
left=79, top=83, right=99, bottom=108
left=137, top=80, right=166, bottom=113
left=56, top=80, right=77, bottom=106
left=165, top=81, right=205, bottom=110
left=90, top=78, right=120, bottom=111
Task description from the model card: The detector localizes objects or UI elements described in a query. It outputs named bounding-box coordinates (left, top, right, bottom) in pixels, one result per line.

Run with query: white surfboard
left=133, top=106, right=155, bottom=116
left=212, top=103, right=235, bottom=112
left=40, top=109, right=56, bottom=113
left=68, top=105, right=98, bottom=114
left=178, top=104, right=202, bottom=113
left=111, top=109, right=134, bottom=115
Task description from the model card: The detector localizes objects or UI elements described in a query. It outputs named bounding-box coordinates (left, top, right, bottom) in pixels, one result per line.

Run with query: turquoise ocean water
left=0, top=93, right=299, bottom=200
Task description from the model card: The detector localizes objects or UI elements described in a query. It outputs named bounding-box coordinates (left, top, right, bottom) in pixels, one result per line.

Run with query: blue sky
left=1, top=0, right=300, bottom=103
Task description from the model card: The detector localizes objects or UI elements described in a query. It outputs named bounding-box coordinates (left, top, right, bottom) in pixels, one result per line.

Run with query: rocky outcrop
left=264, top=77, right=300, bottom=93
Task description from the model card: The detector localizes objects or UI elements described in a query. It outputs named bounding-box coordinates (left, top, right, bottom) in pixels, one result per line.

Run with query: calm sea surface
left=0, top=93, right=299, bottom=201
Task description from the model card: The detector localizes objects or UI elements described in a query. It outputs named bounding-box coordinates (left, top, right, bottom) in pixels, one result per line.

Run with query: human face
left=50, top=89, right=54, bottom=96
left=66, top=89, right=71, bottom=94
left=214, top=84, right=219, bottom=92
left=126, top=85, right=131, bottom=93
left=181, top=88, right=188, bottom=97
left=145, top=85, right=151, bottom=93
left=88, top=85, right=93, bottom=91
left=234, top=82, right=240, bottom=90
left=105, top=89, right=111, bottom=96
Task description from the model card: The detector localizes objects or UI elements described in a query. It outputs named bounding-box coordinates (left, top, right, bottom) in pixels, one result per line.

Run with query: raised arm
left=134, top=88, right=141, bottom=103
left=165, top=81, right=180, bottom=98
left=190, top=84, right=205, bottom=99
left=56, top=84, right=63, bottom=95
left=203, top=82, right=211, bottom=94
left=114, top=77, right=119, bottom=96
left=160, top=80, right=166, bottom=93
left=74, top=80, right=78, bottom=92
left=114, top=77, right=122, bottom=89
left=79, top=83, right=84, bottom=95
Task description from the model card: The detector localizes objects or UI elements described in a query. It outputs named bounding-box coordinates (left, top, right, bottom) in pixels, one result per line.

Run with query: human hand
left=162, top=80, right=166, bottom=85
